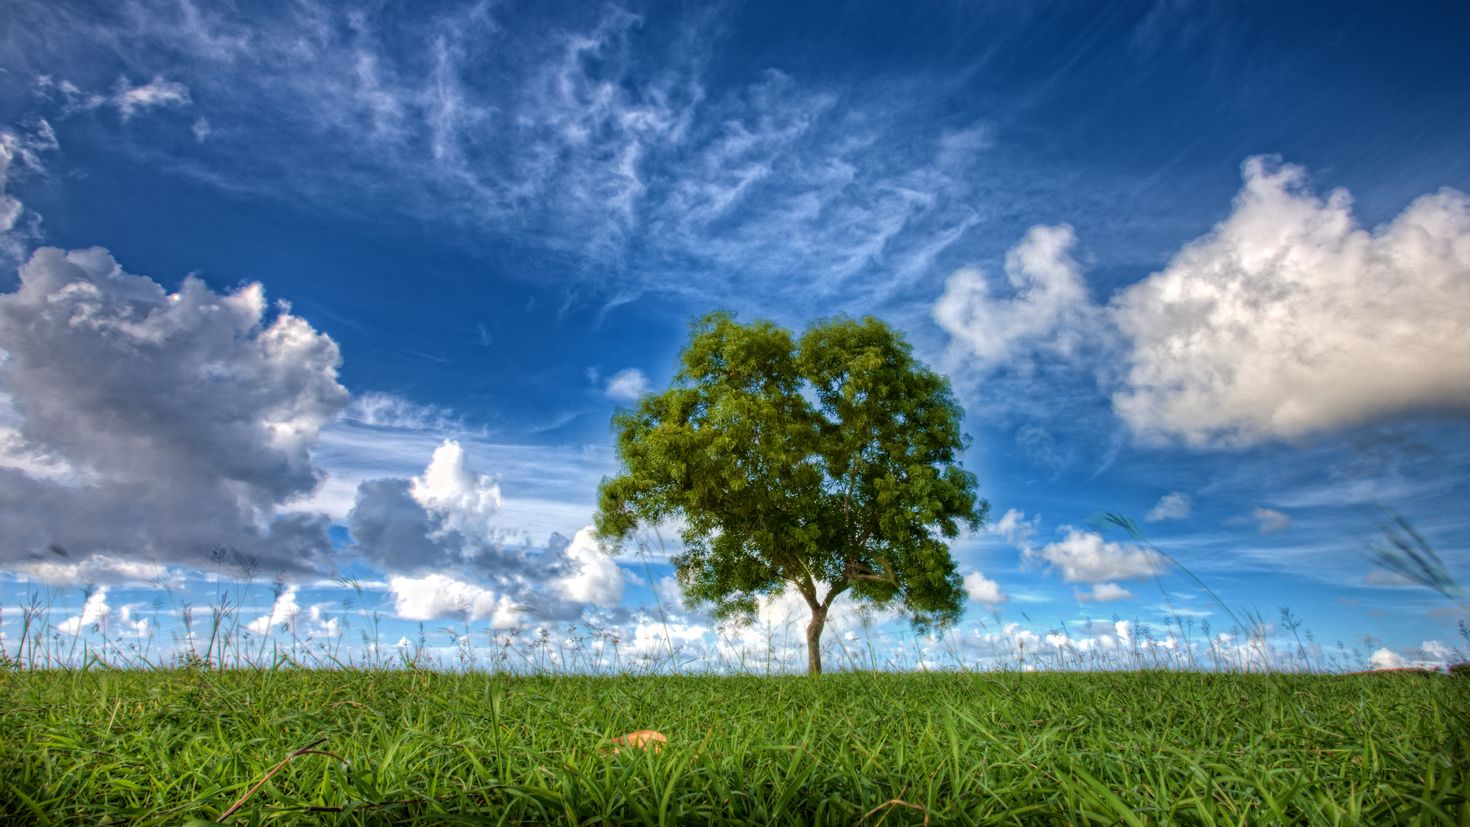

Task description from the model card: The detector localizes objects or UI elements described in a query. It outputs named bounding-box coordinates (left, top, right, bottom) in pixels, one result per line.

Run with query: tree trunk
left=806, top=605, right=828, bottom=675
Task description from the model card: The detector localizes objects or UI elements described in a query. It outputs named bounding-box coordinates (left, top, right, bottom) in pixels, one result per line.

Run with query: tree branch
left=792, top=575, right=818, bottom=608
left=843, top=559, right=897, bottom=587
left=757, top=510, right=819, bottom=606
left=820, top=579, right=851, bottom=611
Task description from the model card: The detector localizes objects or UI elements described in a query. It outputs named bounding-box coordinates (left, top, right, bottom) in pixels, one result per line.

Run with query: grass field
left=2, top=668, right=1466, bottom=825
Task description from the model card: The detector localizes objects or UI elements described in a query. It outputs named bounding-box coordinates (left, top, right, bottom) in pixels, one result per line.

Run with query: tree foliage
left=595, top=312, right=987, bottom=672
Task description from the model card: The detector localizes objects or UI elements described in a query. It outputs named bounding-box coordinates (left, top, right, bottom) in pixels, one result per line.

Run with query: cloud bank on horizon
left=0, top=0, right=1467, bottom=668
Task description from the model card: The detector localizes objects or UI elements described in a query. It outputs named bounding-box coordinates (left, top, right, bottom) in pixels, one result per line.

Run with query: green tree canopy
left=595, top=312, right=988, bottom=673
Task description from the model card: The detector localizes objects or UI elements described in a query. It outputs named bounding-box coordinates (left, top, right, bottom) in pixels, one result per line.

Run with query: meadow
left=2, top=666, right=1466, bottom=825
left=2, top=514, right=1466, bottom=824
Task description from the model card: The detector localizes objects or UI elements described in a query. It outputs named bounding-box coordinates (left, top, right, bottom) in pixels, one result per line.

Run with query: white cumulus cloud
left=0, top=246, right=349, bottom=574
left=115, top=604, right=151, bottom=639
left=247, top=585, right=301, bottom=636
left=388, top=572, right=523, bottom=627
left=605, top=368, right=650, bottom=402
left=992, top=508, right=1039, bottom=547
left=1113, top=156, right=1470, bottom=447
left=1032, top=528, right=1163, bottom=584
left=410, top=440, right=503, bottom=541
left=1421, top=640, right=1453, bottom=661
left=995, top=511, right=1155, bottom=597
left=933, top=224, right=1096, bottom=369
left=57, top=586, right=110, bottom=635
left=554, top=527, right=625, bottom=607
left=1368, top=646, right=1406, bottom=670
left=1076, top=582, right=1133, bottom=602
left=1145, top=492, right=1191, bottom=522
left=963, top=571, right=1008, bottom=608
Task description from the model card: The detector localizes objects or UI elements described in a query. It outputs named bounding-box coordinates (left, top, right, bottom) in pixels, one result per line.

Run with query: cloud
left=0, top=246, right=349, bottom=575
left=347, top=444, right=626, bottom=621
left=945, top=619, right=1188, bottom=669
left=387, top=572, right=523, bottom=626
left=304, top=602, right=340, bottom=640
left=247, top=585, right=301, bottom=635
left=992, top=508, right=1039, bottom=547
left=1032, top=528, right=1163, bottom=584
left=57, top=586, right=111, bottom=635
left=1248, top=507, right=1291, bottom=534
left=343, top=392, right=466, bottom=432
left=1368, top=646, right=1405, bottom=670
left=963, top=571, right=1008, bottom=608
left=1113, top=156, right=1470, bottom=447
left=0, top=137, right=23, bottom=241
left=1420, top=640, right=1453, bottom=663
left=348, top=439, right=517, bottom=575
left=926, top=156, right=1470, bottom=452
left=346, top=478, right=456, bottom=573
left=933, top=224, right=1097, bottom=370
left=0, top=120, right=59, bottom=259
left=1075, top=582, right=1133, bottom=602
left=627, top=618, right=713, bottom=659
left=604, top=368, right=650, bottom=402
left=936, top=122, right=993, bottom=166
left=652, top=575, right=689, bottom=612
left=1145, top=492, right=1191, bottom=522
left=302, top=416, right=608, bottom=533
left=114, top=603, right=152, bottom=639
left=40, top=75, right=192, bottom=120
left=114, top=76, right=192, bottom=119
left=410, top=440, right=503, bottom=541
left=1015, top=424, right=1071, bottom=476
left=1363, top=569, right=1417, bottom=588
left=989, top=510, right=1158, bottom=602
left=554, top=527, right=625, bottom=607
left=9, top=553, right=174, bottom=587
left=7, top=1, right=1022, bottom=312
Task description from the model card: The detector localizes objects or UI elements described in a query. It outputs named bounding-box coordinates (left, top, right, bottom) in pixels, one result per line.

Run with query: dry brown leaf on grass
left=605, top=729, right=667, bottom=755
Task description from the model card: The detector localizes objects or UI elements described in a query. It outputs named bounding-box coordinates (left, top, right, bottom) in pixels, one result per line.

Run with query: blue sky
left=1, top=0, right=1467, bottom=671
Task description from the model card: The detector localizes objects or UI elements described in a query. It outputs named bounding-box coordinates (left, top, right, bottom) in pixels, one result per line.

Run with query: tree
left=595, top=312, right=988, bottom=674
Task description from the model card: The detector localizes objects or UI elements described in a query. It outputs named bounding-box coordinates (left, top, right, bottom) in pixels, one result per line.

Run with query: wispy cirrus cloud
left=40, top=75, right=191, bottom=119
left=0, top=118, right=58, bottom=259
left=5, top=0, right=1014, bottom=315
left=1246, top=507, right=1292, bottom=535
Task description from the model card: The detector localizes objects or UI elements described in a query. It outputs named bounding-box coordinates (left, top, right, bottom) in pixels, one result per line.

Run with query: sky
left=1, top=0, right=1468, bottom=672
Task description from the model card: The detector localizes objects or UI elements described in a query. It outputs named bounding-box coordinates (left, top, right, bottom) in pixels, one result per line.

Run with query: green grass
left=2, top=669, right=1466, bottom=825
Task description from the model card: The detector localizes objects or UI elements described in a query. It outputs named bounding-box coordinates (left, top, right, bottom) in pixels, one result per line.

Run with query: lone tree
left=595, top=312, right=987, bottom=674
